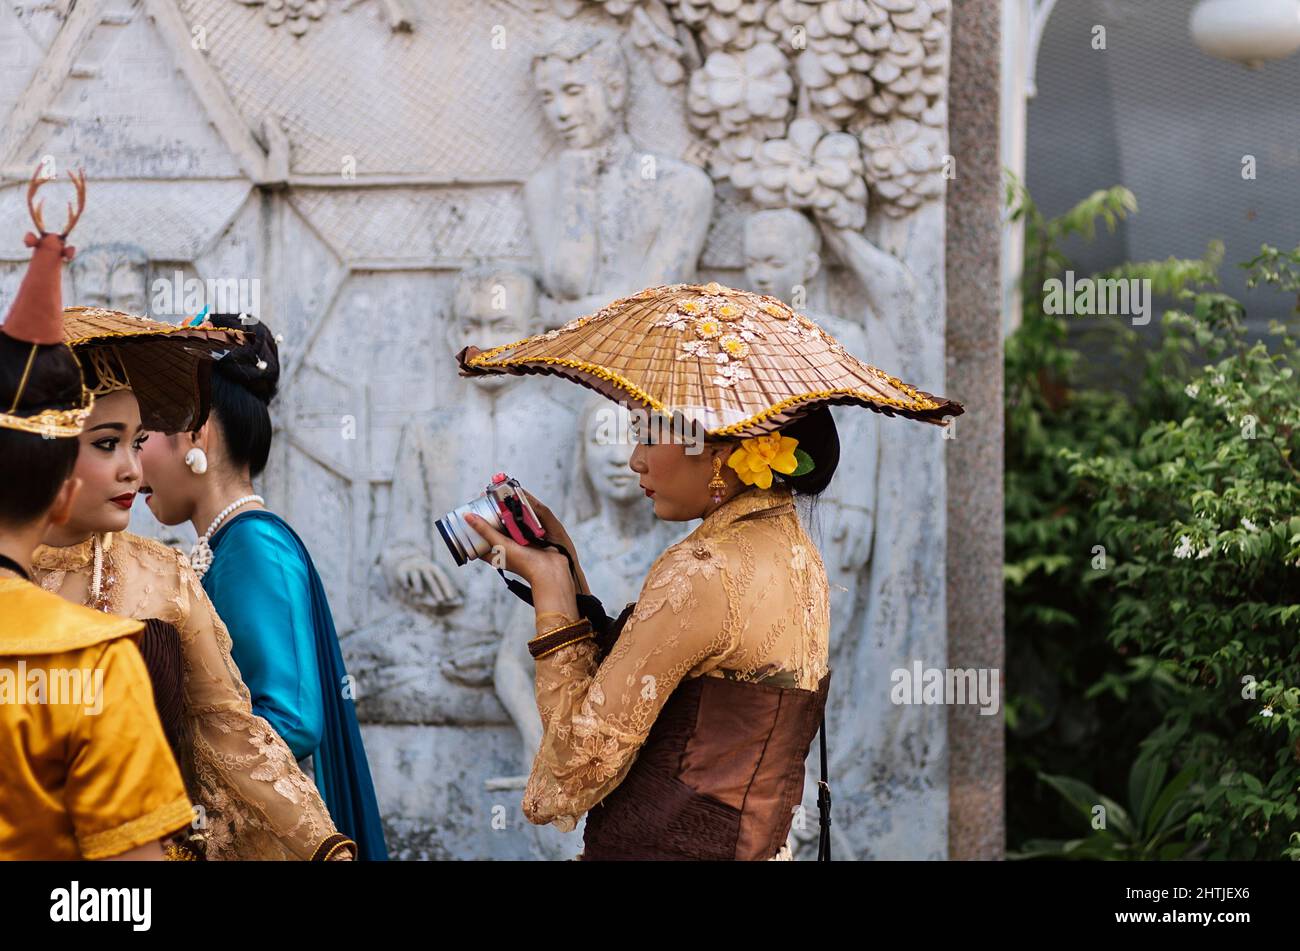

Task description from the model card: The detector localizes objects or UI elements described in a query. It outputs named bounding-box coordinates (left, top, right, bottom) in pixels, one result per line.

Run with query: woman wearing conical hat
left=30, top=303, right=355, bottom=862
left=0, top=168, right=193, bottom=860
left=456, top=281, right=961, bottom=860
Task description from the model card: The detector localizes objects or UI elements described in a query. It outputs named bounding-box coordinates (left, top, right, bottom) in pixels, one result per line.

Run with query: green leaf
left=790, top=448, right=815, bottom=477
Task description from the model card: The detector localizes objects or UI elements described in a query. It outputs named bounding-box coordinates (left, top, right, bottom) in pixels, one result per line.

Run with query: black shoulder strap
left=494, top=538, right=614, bottom=642
left=817, top=714, right=832, bottom=861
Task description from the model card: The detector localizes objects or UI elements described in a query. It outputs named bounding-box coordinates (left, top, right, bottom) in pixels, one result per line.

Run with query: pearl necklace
left=88, top=534, right=116, bottom=612
left=190, top=495, right=263, bottom=579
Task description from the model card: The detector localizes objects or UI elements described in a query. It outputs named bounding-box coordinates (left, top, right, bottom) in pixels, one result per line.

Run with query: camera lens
left=435, top=494, right=502, bottom=565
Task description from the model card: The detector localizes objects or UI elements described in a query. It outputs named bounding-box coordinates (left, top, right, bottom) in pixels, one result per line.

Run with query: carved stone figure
left=525, top=28, right=715, bottom=325
left=806, top=212, right=936, bottom=861
left=68, top=243, right=149, bottom=315
left=355, top=264, right=579, bottom=724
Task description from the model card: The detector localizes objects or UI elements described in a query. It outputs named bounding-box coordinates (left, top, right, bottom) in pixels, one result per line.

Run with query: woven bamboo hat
left=456, top=282, right=962, bottom=438
left=62, top=306, right=245, bottom=434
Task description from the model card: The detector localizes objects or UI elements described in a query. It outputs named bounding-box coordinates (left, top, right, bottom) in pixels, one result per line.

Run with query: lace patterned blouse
left=522, top=482, right=831, bottom=831
left=32, top=532, right=351, bottom=861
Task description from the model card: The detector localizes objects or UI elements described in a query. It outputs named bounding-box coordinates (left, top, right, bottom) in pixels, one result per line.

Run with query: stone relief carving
left=67, top=242, right=149, bottom=316
left=353, top=262, right=579, bottom=724
left=742, top=207, right=882, bottom=859
left=551, top=0, right=950, bottom=220
left=1, top=0, right=951, bottom=858
left=232, top=0, right=413, bottom=36
left=525, top=27, right=715, bottom=325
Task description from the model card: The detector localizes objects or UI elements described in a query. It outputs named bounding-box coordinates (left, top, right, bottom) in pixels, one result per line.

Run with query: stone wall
left=0, top=0, right=968, bottom=859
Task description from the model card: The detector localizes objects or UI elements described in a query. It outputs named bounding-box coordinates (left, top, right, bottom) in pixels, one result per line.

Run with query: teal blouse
left=205, top=515, right=325, bottom=759
left=204, top=510, right=387, bottom=859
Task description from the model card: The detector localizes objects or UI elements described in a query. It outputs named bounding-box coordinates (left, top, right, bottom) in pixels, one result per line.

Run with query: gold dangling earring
left=708, top=455, right=726, bottom=505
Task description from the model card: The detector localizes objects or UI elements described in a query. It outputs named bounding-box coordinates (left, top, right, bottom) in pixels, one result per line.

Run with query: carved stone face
left=743, top=215, right=819, bottom=303
left=70, top=247, right=149, bottom=315
left=450, top=275, right=536, bottom=393
left=533, top=52, right=624, bottom=150
left=583, top=405, right=640, bottom=504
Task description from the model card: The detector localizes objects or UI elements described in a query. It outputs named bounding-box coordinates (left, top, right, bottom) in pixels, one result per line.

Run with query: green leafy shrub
left=1004, top=172, right=1300, bottom=859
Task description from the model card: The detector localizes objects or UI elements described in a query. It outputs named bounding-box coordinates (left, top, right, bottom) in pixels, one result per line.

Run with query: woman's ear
left=47, top=477, right=81, bottom=526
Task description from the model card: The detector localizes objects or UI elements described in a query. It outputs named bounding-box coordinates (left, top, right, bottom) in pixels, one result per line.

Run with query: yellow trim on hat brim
left=61, top=306, right=246, bottom=347
left=466, top=350, right=950, bottom=436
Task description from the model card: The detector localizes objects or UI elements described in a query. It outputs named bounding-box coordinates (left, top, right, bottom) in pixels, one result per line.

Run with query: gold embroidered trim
left=710, top=384, right=943, bottom=435
left=310, top=833, right=356, bottom=862
left=0, top=392, right=93, bottom=438
left=470, top=352, right=667, bottom=411
left=79, top=794, right=194, bottom=860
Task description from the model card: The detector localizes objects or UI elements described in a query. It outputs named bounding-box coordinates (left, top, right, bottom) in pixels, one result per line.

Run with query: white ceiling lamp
left=1190, top=0, right=1300, bottom=68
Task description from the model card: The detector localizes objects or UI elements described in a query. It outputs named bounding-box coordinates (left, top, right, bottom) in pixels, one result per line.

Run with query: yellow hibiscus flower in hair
left=727, top=433, right=800, bottom=490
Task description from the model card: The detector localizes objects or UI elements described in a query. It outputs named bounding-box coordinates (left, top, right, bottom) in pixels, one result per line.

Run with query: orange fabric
left=0, top=579, right=191, bottom=859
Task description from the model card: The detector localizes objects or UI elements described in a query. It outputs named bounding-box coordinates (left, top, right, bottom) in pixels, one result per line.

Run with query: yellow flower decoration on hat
left=727, top=433, right=814, bottom=490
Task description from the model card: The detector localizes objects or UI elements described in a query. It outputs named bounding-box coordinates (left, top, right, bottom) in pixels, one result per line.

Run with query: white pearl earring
left=185, top=448, right=209, bottom=475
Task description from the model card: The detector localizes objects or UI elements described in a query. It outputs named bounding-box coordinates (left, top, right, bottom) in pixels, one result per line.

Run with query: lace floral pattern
left=32, top=533, right=344, bottom=860
left=521, top=484, right=830, bottom=830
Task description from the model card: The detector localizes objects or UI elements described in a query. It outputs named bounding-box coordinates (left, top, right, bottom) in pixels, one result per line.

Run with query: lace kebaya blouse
left=522, top=482, right=831, bottom=834
left=32, top=532, right=352, bottom=861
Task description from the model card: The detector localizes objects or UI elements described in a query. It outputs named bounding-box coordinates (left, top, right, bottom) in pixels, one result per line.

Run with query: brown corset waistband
left=582, top=669, right=831, bottom=861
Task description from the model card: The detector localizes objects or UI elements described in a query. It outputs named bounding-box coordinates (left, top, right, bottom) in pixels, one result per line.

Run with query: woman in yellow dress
left=0, top=168, right=191, bottom=860
left=455, top=281, right=961, bottom=860
left=31, top=307, right=354, bottom=862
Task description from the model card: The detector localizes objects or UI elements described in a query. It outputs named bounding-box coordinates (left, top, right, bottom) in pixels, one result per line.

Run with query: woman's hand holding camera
left=464, top=489, right=586, bottom=620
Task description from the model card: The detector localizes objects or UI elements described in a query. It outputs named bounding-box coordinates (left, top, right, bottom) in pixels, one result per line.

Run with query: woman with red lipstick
left=30, top=307, right=355, bottom=861
left=136, top=314, right=387, bottom=861
left=455, top=281, right=962, bottom=860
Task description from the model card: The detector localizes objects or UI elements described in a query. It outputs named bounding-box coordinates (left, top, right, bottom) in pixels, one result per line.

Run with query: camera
left=435, top=472, right=547, bottom=566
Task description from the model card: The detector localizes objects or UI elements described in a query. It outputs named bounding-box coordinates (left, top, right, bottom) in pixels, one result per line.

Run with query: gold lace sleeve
left=521, top=540, right=737, bottom=830
left=168, top=548, right=352, bottom=860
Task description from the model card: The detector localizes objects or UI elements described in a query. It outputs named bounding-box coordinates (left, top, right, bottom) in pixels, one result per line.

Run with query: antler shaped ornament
left=25, top=165, right=87, bottom=259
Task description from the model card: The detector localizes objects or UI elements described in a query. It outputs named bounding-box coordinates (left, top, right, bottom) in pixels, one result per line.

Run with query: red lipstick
left=110, top=493, right=136, bottom=510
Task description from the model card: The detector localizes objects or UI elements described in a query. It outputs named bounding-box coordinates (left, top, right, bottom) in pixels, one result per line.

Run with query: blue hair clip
left=187, top=305, right=210, bottom=328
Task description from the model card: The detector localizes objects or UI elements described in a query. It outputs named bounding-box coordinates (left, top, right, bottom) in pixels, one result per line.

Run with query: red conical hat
left=0, top=166, right=93, bottom=439
left=2, top=168, right=86, bottom=345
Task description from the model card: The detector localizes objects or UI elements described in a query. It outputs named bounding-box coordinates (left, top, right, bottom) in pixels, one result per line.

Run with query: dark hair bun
left=775, top=405, right=839, bottom=496
left=204, top=314, right=279, bottom=478
left=208, top=313, right=279, bottom=405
